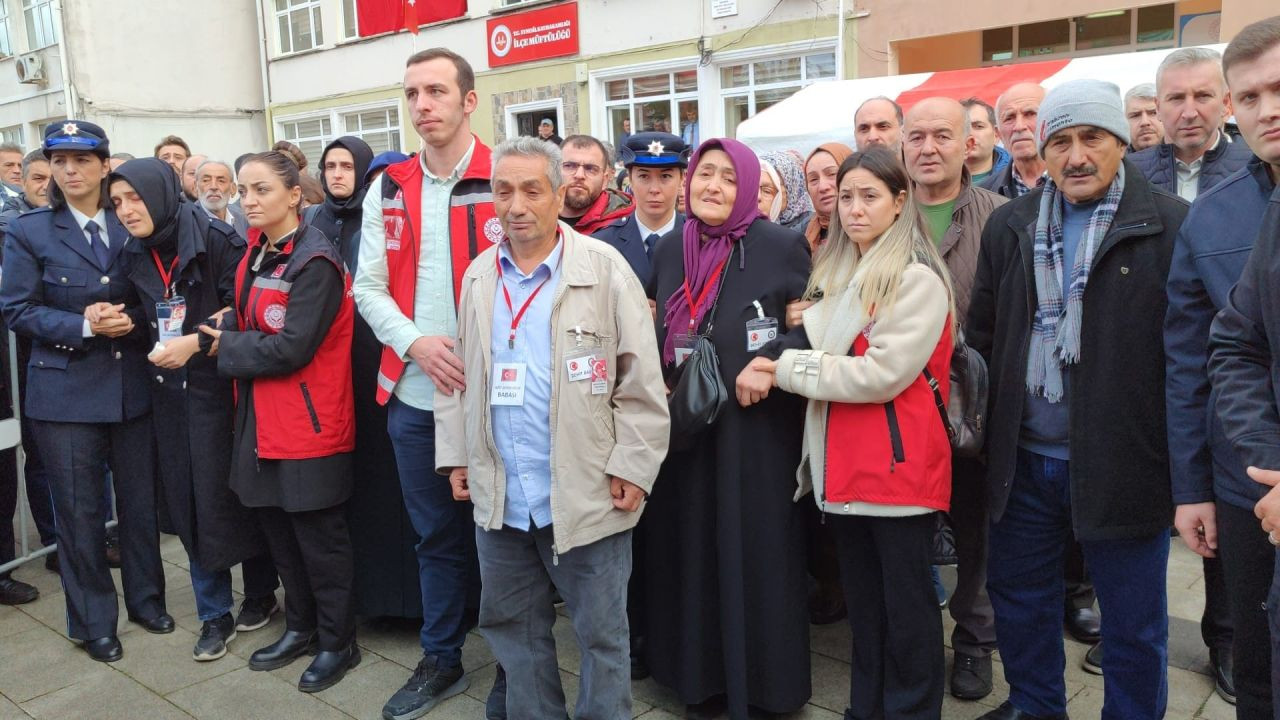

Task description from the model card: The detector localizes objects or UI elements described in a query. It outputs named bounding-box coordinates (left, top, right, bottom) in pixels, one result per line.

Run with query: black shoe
left=43, top=552, right=60, bottom=575
left=630, top=635, right=650, bottom=680
left=249, top=629, right=318, bottom=671
left=299, top=643, right=361, bottom=693
left=381, top=654, right=468, bottom=720
left=104, top=529, right=122, bottom=569
left=1064, top=606, right=1102, bottom=644
left=129, top=612, right=175, bottom=634
left=193, top=613, right=237, bottom=662
left=950, top=651, right=993, bottom=700
left=977, top=700, right=1069, bottom=720
left=485, top=664, right=506, bottom=720
left=1210, top=646, right=1236, bottom=704
left=686, top=695, right=727, bottom=720
left=808, top=587, right=847, bottom=625
left=235, top=594, right=279, bottom=632
left=1081, top=642, right=1103, bottom=675
left=0, top=577, right=39, bottom=605
left=84, top=635, right=123, bottom=663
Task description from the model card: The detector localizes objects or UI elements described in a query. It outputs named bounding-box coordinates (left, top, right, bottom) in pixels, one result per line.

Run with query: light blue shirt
left=491, top=237, right=563, bottom=531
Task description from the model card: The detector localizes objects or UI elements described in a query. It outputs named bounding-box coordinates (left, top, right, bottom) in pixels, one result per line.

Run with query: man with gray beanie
left=967, top=79, right=1189, bottom=720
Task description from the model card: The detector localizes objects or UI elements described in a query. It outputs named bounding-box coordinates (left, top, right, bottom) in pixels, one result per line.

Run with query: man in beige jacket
left=434, top=136, right=669, bottom=719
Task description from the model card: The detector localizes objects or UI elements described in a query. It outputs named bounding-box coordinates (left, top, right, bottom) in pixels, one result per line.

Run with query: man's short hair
left=110, top=152, right=135, bottom=162
left=154, top=135, right=190, bottom=157
left=561, top=135, right=612, bottom=168
left=406, top=47, right=475, bottom=97
left=961, top=97, right=996, bottom=126
left=21, top=149, right=46, bottom=178
left=195, top=159, right=234, bottom=181
left=491, top=136, right=564, bottom=193
left=855, top=96, right=904, bottom=126
left=1223, top=15, right=1280, bottom=82
left=0, top=142, right=22, bottom=156
left=1156, top=47, right=1226, bottom=93
left=1124, top=83, right=1158, bottom=105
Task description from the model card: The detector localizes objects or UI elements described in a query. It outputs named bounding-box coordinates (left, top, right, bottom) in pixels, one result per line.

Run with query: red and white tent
left=736, top=44, right=1226, bottom=157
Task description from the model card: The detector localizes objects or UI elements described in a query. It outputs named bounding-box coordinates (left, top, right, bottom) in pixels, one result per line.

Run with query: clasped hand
left=735, top=356, right=777, bottom=407
left=83, top=302, right=133, bottom=337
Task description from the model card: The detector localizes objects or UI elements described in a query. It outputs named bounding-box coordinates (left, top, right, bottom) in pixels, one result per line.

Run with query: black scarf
left=320, top=136, right=374, bottom=219
left=110, top=157, right=205, bottom=266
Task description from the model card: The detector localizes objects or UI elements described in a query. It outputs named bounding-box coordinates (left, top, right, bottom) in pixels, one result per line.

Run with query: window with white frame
left=0, top=3, right=12, bottom=57
left=275, top=0, right=323, bottom=54
left=720, top=51, right=836, bottom=139
left=23, top=0, right=56, bottom=50
left=602, top=70, right=700, bottom=148
left=2, top=125, right=24, bottom=147
left=277, top=104, right=402, bottom=168
left=341, top=0, right=359, bottom=39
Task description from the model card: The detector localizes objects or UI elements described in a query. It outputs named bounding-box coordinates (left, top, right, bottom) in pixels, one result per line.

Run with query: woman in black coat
left=109, top=158, right=279, bottom=662
left=643, top=138, right=813, bottom=719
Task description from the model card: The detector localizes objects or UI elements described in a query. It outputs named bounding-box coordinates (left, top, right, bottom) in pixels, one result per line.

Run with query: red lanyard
left=495, top=253, right=553, bottom=350
left=681, top=257, right=729, bottom=333
left=151, top=250, right=180, bottom=299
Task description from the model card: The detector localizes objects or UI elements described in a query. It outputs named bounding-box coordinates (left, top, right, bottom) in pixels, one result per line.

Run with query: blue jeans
left=387, top=397, right=478, bottom=666
left=477, top=525, right=632, bottom=720
left=988, top=449, right=1169, bottom=720
left=189, top=554, right=279, bottom=623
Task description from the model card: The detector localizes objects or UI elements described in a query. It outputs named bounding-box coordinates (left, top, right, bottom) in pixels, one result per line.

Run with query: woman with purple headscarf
left=642, top=138, right=813, bottom=719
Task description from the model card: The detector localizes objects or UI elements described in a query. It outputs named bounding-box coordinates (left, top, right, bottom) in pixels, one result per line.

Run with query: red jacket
left=233, top=225, right=355, bottom=460
left=570, top=188, right=634, bottom=236
left=374, top=137, right=498, bottom=405
left=824, top=323, right=953, bottom=511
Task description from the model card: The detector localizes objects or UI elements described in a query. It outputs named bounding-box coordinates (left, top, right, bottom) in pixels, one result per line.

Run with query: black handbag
left=666, top=251, right=733, bottom=452
left=923, top=329, right=988, bottom=458
left=932, top=511, right=958, bottom=566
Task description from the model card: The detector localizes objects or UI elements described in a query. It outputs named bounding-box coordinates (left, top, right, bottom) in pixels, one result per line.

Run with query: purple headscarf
left=662, top=138, right=763, bottom=363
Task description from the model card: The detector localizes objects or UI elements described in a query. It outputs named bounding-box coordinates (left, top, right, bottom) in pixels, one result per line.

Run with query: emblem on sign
left=490, top=24, right=513, bottom=58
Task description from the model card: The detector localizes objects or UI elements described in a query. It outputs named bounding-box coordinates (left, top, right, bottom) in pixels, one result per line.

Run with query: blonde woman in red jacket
left=737, top=146, right=956, bottom=720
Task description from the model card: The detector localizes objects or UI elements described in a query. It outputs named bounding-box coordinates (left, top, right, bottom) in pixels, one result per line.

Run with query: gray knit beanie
left=1037, top=79, right=1130, bottom=155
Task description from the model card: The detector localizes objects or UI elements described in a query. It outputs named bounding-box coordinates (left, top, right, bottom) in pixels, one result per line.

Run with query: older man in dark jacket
left=969, top=80, right=1188, bottom=720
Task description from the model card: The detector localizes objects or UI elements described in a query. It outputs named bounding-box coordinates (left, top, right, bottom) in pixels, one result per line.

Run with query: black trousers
left=1202, top=552, right=1234, bottom=652
left=948, top=457, right=997, bottom=656
left=832, top=512, right=943, bottom=720
left=256, top=504, right=355, bottom=651
left=1063, top=533, right=1097, bottom=612
left=1217, top=499, right=1275, bottom=719
left=32, top=416, right=164, bottom=640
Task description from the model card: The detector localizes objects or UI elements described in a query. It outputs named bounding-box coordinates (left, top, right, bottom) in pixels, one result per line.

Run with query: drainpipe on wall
left=52, top=0, right=76, bottom=119
left=836, top=0, right=846, bottom=81
left=253, top=0, right=273, bottom=141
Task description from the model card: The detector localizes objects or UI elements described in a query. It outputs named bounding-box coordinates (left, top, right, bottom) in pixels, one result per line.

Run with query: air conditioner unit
left=16, top=54, right=45, bottom=85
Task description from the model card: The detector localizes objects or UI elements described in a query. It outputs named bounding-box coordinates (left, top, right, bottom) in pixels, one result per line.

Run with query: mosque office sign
left=486, top=2, right=579, bottom=68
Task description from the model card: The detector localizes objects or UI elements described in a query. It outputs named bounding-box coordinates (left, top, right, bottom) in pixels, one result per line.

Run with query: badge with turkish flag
left=355, top=0, right=465, bottom=37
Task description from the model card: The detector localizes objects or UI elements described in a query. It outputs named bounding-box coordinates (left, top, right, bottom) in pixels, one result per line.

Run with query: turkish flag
left=501, top=368, right=517, bottom=382
left=357, top=0, right=466, bottom=38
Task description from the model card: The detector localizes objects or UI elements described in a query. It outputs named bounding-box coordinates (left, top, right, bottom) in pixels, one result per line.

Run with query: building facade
left=0, top=0, right=264, bottom=160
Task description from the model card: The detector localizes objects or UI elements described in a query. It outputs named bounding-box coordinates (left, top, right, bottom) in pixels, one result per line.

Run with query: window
left=0, top=3, right=12, bottom=57
left=23, top=0, right=56, bottom=50
left=275, top=0, right=323, bottom=54
left=981, top=4, right=1176, bottom=64
left=278, top=116, right=332, bottom=168
left=602, top=70, right=699, bottom=147
left=341, top=0, right=358, bottom=39
left=342, top=107, right=401, bottom=154
left=720, top=52, right=836, bottom=138
left=1, top=125, right=23, bottom=147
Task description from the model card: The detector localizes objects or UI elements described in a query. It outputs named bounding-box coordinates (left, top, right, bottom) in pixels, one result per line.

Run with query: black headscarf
left=109, top=157, right=192, bottom=251
left=320, top=136, right=374, bottom=217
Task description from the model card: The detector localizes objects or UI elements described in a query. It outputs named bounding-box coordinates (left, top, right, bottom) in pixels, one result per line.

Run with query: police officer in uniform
left=593, top=132, right=688, bottom=287
left=0, top=121, right=170, bottom=663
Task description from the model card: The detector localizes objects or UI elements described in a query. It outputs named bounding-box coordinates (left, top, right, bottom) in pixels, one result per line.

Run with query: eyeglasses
left=562, top=161, right=603, bottom=177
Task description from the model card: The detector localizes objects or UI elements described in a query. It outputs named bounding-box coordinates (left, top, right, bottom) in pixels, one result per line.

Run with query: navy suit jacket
left=592, top=212, right=684, bottom=287
left=0, top=205, right=151, bottom=423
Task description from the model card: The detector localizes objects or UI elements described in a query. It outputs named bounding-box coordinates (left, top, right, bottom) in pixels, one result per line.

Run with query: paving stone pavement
left=0, top=533, right=1227, bottom=719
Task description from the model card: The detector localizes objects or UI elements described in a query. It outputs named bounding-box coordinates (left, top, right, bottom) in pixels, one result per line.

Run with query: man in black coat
left=1129, top=47, right=1252, bottom=203
left=968, top=81, right=1188, bottom=720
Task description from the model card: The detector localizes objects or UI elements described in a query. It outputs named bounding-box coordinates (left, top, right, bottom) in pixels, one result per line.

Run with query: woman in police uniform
left=0, top=121, right=169, bottom=663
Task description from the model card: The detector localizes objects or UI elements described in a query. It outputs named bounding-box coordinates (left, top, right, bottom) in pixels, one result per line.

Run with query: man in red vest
left=351, top=47, right=499, bottom=720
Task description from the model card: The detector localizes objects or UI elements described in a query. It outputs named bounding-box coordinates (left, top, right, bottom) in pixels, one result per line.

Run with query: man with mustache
left=982, top=83, right=1048, bottom=200
left=902, top=96, right=1007, bottom=702
left=1124, top=84, right=1165, bottom=152
left=195, top=160, right=248, bottom=238
left=968, top=79, right=1188, bottom=720
left=557, top=135, right=633, bottom=236
left=1131, top=47, right=1251, bottom=202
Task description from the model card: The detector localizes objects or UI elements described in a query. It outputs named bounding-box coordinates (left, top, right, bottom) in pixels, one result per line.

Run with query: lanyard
left=681, top=257, right=729, bottom=333
left=150, top=250, right=181, bottom=299
left=495, top=253, right=552, bottom=350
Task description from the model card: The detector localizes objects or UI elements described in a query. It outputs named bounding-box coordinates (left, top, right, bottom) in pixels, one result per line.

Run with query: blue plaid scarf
left=1026, top=166, right=1125, bottom=403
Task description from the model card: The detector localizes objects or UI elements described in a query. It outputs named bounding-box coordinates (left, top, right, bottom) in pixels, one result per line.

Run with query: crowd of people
left=0, top=13, right=1278, bottom=720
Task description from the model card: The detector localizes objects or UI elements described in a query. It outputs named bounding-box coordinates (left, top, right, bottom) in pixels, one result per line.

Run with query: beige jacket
left=434, top=224, right=669, bottom=555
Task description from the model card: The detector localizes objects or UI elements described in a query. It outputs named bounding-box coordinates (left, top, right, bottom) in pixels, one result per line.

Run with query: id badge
left=156, top=295, right=187, bottom=344
left=673, top=333, right=699, bottom=367
left=565, top=346, right=596, bottom=383
left=491, top=351, right=527, bottom=407
left=745, top=317, right=778, bottom=351
left=589, top=355, right=609, bottom=395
